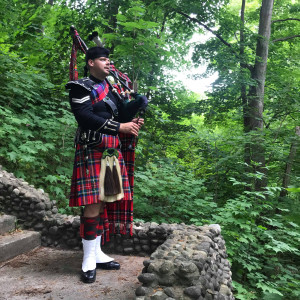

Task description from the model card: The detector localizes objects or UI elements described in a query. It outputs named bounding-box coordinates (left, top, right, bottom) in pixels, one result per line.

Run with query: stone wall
left=136, top=224, right=234, bottom=300
left=0, top=166, right=234, bottom=299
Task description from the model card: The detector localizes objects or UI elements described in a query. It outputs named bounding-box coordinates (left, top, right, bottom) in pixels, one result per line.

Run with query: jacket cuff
left=98, top=120, right=120, bottom=135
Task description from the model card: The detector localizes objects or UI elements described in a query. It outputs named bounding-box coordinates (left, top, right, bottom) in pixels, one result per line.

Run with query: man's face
left=88, top=57, right=110, bottom=80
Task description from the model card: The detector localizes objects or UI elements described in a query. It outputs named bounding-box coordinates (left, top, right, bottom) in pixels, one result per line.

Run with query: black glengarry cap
left=85, top=46, right=110, bottom=63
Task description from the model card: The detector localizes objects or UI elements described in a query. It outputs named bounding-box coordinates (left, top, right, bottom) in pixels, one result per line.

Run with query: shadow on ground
left=0, top=247, right=146, bottom=300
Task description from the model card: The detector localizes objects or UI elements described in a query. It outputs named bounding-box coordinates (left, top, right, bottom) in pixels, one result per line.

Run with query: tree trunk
left=240, top=0, right=252, bottom=186
left=280, top=126, right=300, bottom=197
left=246, top=0, right=274, bottom=190
left=240, top=0, right=247, bottom=133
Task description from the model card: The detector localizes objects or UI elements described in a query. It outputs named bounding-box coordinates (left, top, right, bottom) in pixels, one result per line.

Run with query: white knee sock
left=82, top=238, right=97, bottom=272
left=95, top=235, right=114, bottom=263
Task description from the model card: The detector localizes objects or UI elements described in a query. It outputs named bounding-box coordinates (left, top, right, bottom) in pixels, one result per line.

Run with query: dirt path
left=0, top=247, right=146, bottom=300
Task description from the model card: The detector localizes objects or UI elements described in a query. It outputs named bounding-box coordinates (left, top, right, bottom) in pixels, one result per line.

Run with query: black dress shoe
left=96, top=261, right=120, bottom=270
left=81, top=269, right=96, bottom=283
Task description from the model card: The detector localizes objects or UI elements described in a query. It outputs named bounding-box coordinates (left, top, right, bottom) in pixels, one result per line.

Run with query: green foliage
left=133, top=158, right=216, bottom=224
left=0, top=47, right=76, bottom=213
left=212, top=173, right=300, bottom=299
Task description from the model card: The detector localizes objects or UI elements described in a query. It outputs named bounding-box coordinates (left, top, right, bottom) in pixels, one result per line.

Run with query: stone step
left=0, top=230, right=41, bottom=263
left=0, top=214, right=16, bottom=235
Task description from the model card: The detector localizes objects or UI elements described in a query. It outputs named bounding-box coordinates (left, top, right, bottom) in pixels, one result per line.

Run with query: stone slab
left=0, top=247, right=146, bottom=300
left=0, top=214, right=16, bottom=235
left=0, top=230, right=41, bottom=262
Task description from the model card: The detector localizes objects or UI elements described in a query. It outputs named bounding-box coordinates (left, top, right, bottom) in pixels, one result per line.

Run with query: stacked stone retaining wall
left=0, top=166, right=234, bottom=299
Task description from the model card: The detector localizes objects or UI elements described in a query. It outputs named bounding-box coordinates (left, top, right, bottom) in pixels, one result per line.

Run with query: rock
left=51, top=207, right=58, bottom=214
left=67, top=238, right=79, bottom=247
left=216, top=294, right=226, bottom=300
left=35, top=202, right=46, bottom=211
left=205, top=293, right=213, bottom=300
left=18, top=212, right=27, bottom=218
left=123, top=247, right=134, bottom=254
left=168, top=250, right=181, bottom=257
left=46, top=237, right=53, bottom=245
left=138, top=231, right=148, bottom=239
left=143, top=260, right=151, bottom=267
left=33, top=210, right=46, bottom=220
left=72, top=217, right=80, bottom=228
left=158, top=274, right=176, bottom=286
left=45, top=201, right=52, bottom=210
left=159, top=261, right=173, bottom=274
left=148, top=231, right=157, bottom=238
left=184, top=286, right=202, bottom=299
left=163, top=287, right=175, bottom=298
left=151, top=239, right=160, bottom=245
left=219, top=284, right=231, bottom=296
left=135, top=286, right=150, bottom=296
left=150, top=222, right=159, bottom=229
left=209, top=224, right=221, bottom=234
left=34, top=223, right=44, bottom=231
left=122, top=239, right=134, bottom=246
left=135, top=245, right=142, bottom=252
left=195, top=242, right=211, bottom=253
left=156, top=225, right=168, bottom=234
left=151, top=250, right=165, bottom=259
left=141, top=245, right=151, bottom=252
left=45, top=211, right=53, bottom=217
left=194, top=260, right=205, bottom=272
left=49, top=226, right=59, bottom=236
left=115, top=245, right=123, bottom=253
left=31, top=196, right=41, bottom=203
left=12, top=188, right=20, bottom=195
left=177, top=261, right=198, bottom=275
left=138, top=273, right=157, bottom=285
left=140, top=239, right=150, bottom=245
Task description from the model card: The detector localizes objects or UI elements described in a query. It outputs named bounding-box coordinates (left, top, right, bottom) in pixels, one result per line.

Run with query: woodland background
left=0, top=0, right=299, bottom=299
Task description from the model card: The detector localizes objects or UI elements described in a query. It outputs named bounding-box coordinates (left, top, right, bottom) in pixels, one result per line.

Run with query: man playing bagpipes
left=66, top=29, right=148, bottom=283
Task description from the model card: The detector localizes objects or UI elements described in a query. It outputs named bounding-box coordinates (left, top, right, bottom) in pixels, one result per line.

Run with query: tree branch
left=272, top=35, right=300, bottom=42
left=176, top=10, right=253, bottom=71
left=272, top=18, right=300, bottom=23
left=265, top=110, right=293, bottom=129
left=176, top=10, right=233, bottom=48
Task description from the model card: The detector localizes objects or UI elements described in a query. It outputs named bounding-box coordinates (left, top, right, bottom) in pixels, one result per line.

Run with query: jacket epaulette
left=65, top=77, right=97, bottom=91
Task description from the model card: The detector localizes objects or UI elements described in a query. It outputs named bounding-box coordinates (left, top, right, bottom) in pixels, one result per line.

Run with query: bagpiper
left=66, top=45, right=147, bottom=283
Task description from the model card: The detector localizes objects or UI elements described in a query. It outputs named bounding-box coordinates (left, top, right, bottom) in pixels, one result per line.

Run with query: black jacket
left=66, top=75, right=145, bottom=136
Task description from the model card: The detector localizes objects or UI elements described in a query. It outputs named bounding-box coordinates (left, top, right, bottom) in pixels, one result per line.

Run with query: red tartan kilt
left=69, top=134, right=132, bottom=207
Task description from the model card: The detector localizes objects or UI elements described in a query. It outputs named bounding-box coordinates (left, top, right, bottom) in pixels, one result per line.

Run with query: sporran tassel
left=104, top=158, right=116, bottom=196
left=112, top=158, right=121, bottom=194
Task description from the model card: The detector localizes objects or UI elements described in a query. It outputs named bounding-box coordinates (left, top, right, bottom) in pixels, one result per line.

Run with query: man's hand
left=119, top=122, right=140, bottom=136
left=132, top=118, right=144, bottom=129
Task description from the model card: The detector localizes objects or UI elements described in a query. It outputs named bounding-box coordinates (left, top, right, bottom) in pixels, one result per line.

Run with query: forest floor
left=0, top=247, right=146, bottom=300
